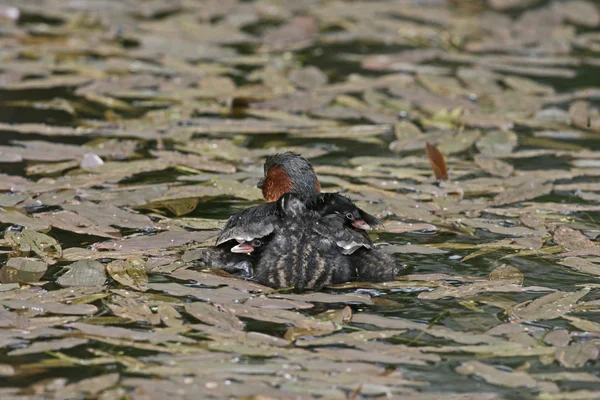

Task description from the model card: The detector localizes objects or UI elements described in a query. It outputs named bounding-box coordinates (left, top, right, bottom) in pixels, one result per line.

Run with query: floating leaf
left=456, top=361, right=537, bottom=388
left=425, top=142, right=448, bottom=181
left=476, top=130, right=518, bottom=155
left=555, top=343, right=600, bottom=368
left=5, top=229, right=62, bottom=265
left=8, top=338, right=89, bottom=356
left=0, top=257, right=47, bottom=283
left=93, top=231, right=216, bottom=252
left=492, top=181, right=553, bottom=206
left=489, top=264, right=524, bottom=285
left=554, top=226, right=597, bottom=252
left=66, top=322, right=193, bottom=343
left=508, top=289, right=590, bottom=322
left=106, top=258, right=148, bottom=292
left=57, top=260, right=107, bottom=287
left=185, top=302, right=244, bottom=331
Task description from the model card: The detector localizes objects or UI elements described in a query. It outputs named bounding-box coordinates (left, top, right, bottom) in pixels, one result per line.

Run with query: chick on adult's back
left=253, top=193, right=354, bottom=290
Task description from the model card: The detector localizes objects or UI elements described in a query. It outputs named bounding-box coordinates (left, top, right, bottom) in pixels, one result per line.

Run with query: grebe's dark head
left=257, top=152, right=321, bottom=202
left=314, top=193, right=379, bottom=230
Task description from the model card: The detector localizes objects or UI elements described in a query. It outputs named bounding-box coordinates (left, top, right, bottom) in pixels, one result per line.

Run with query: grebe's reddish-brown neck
left=258, top=152, right=321, bottom=202
left=262, top=166, right=294, bottom=202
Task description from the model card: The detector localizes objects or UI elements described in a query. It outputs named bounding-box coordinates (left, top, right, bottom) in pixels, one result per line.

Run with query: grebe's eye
left=252, top=239, right=262, bottom=247
left=345, top=213, right=354, bottom=220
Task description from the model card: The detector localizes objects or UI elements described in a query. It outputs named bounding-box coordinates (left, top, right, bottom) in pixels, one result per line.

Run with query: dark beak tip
left=256, top=179, right=264, bottom=189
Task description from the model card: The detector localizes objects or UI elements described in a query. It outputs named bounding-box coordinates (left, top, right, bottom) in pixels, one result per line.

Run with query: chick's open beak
left=231, top=243, right=254, bottom=254
left=352, top=219, right=372, bottom=230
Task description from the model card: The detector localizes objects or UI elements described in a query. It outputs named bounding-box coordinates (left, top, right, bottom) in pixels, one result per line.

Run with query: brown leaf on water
left=57, top=260, right=107, bottom=287
left=0, top=76, right=91, bottom=99
left=489, top=264, right=524, bottom=285
left=169, top=268, right=270, bottom=293
left=418, top=281, right=553, bottom=300
left=384, top=244, right=447, bottom=255
left=476, top=130, right=518, bottom=155
left=53, top=373, right=120, bottom=400
left=555, top=343, right=600, bottom=368
left=558, top=257, right=600, bottom=277
left=474, top=155, right=514, bottom=178
left=492, top=181, right=553, bottom=206
left=425, top=142, right=448, bottom=181
left=563, top=315, right=600, bottom=335
left=5, top=229, right=62, bottom=265
left=106, top=258, right=148, bottom=292
left=569, top=100, right=600, bottom=132
left=244, top=296, right=313, bottom=310
left=8, top=337, right=89, bottom=356
left=151, top=150, right=236, bottom=174
left=93, top=231, right=217, bottom=252
left=107, top=295, right=161, bottom=325
left=0, top=174, right=28, bottom=191
left=383, top=221, right=438, bottom=234
left=226, top=303, right=317, bottom=326
left=0, top=257, right=47, bottom=283
left=554, top=226, right=598, bottom=252
left=543, top=329, right=571, bottom=348
left=36, top=210, right=122, bottom=239
left=296, top=329, right=406, bottom=347
left=144, top=197, right=200, bottom=217
left=262, top=16, right=318, bottom=52
left=274, top=293, right=373, bottom=305
left=352, top=314, right=503, bottom=345
left=437, top=129, right=481, bottom=155
left=156, top=304, right=183, bottom=328
left=66, top=322, right=194, bottom=343
left=314, top=347, right=431, bottom=366
left=62, top=202, right=156, bottom=230
left=148, top=283, right=250, bottom=304
left=316, top=306, right=353, bottom=325
left=185, top=302, right=244, bottom=331
left=0, top=208, right=50, bottom=231
left=456, top=360, right=537, bottom=388
left=514, top=237, right=544, bottom=250
left=0, top=299, right=97, bottom=316
left=508, top=289, right=590, bottom=322
left=533, top=372, right=600, bottom=383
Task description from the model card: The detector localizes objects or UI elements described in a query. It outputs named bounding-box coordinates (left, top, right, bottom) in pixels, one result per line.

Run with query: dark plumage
left=309, top=192, right=382, bottom=231
left=215, top=202, right=278, bottom=247
left=351, top=248, right=400, bottom=282
left=196, top=242, right=255, bottom=277
left=199, top=152, right=401, bottom=289
left=252, top=193, right=354, bottom=290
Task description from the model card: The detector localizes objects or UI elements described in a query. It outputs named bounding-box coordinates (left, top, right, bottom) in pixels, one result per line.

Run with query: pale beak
left=352, top=220, right=372, bottom=230
left=231, top=243, right=254, bottom=254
